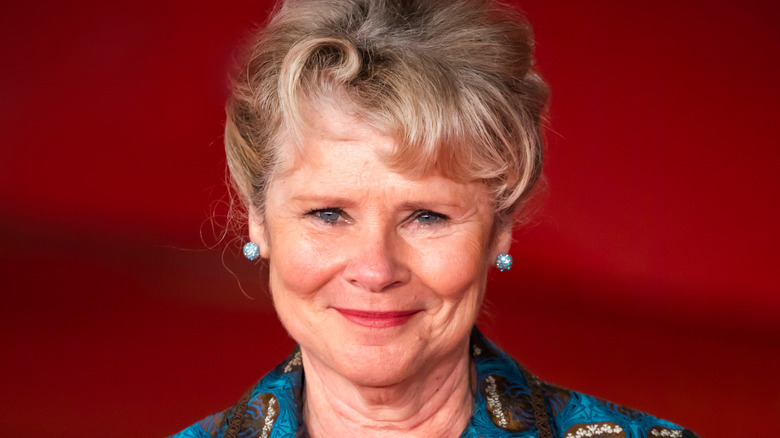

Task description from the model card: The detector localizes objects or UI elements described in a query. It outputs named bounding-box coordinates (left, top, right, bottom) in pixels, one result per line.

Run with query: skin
left=249, top=106, right=512, bottom=437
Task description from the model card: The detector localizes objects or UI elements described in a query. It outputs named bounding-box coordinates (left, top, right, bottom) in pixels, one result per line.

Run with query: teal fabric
left=172, top=328, right=696, bottom=438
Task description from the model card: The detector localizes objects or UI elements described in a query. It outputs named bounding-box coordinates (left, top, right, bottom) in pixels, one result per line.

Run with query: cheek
left=416, top=234, right=490, bottom=301
left=268, top=230, right=342, bottom=299
left=267, top=232, right=340, bottom=339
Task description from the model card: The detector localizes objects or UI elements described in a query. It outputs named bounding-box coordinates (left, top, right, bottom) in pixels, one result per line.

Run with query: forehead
left=307, top=103, right=380, bottom=142
left=268, top=106, right=489, bottom=207
left=273, top=119, right=405, bottom=195
left=275, top=103, right=392, bottom=175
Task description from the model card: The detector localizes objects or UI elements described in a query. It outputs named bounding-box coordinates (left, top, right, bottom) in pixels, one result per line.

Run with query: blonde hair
left=225, top=0, right=549, bottom=226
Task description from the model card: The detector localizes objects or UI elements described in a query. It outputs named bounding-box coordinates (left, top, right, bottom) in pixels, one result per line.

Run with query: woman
left=174, top=0, right=697, bottom=437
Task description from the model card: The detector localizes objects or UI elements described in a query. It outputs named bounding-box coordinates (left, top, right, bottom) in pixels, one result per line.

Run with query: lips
left=335, top=308, right=420, bottom=328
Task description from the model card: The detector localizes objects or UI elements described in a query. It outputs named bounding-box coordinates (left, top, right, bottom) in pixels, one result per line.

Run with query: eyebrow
left=289, top=195, right=467, bottom=211
left=288, top=195, right=356, bottom=206
left=399, top=201, right=466, bottom=211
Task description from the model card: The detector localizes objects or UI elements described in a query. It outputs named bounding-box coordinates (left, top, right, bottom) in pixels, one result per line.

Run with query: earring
left=243, top=242, right=261, bottom=261
left=496, top=254, right=512, bottom=272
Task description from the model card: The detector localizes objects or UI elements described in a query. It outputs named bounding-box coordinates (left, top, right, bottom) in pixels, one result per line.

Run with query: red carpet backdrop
left=1, top=0, right=778, bottom=436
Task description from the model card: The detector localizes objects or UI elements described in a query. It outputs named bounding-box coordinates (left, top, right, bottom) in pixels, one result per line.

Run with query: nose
left=343, top=228, right=411, bottom=292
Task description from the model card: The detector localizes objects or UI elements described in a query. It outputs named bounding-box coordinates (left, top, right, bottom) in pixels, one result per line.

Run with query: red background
left=1, top=0, right=779, bottom=436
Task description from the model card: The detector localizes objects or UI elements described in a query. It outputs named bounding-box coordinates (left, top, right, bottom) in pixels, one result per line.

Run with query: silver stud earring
left=243, top=242, right=261, bottom=261
left=496, top=253, right=512, bottom=271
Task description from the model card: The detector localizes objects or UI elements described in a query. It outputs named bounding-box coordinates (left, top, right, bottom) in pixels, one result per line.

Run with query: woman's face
left=250, top=107, right=511, bottom=387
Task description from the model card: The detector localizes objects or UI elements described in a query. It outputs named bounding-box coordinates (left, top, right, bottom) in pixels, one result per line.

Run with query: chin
left=336, top=347, right=418, bottom=387
left=327, top=329, right=425, bottom=383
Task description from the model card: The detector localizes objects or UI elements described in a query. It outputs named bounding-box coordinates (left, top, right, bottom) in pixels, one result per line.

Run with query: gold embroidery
left=481, top=374, right=534, bottom=431
left=649, top=427, right=683, bottom=437
left=564, top=422, right=625, bottom=438
left=283, top=350, right=302, bottom=373
left=259, top=397, right=276, bottom=438
left=484, top=376, right=508, bottom=428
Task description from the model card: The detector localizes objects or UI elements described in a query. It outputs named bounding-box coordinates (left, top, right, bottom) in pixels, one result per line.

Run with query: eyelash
left=307, top=208, right=347, bottom=225
left=306, top=208, right=448, bottom=226
left=412, top=210, right=448, bottom=225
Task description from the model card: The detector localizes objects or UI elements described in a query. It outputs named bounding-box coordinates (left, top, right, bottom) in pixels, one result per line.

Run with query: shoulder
left=168, top=348, right=305, bottom=438
left=540, top=382, right=698, bottom=438
left=169, top=410, right=229, bottom=438
left=168, top=384, right=289, bottom=438
left=469, top=328, right=698, bottom=438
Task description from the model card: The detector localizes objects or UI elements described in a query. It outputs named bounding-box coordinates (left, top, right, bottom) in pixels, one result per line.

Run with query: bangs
left=277, top=35, right=539, bottom=215
left=225, top=0, right=548, bottom=226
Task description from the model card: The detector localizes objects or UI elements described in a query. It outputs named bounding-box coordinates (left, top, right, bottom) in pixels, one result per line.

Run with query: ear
left=247, top=209, right=271, bottom=259
left=492, top=225, right=513, bottom=259
left=489, top=216, right=514, bottom=263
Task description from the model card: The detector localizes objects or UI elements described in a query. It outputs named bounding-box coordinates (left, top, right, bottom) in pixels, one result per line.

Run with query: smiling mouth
left=335, top=308, right=420, bottom=328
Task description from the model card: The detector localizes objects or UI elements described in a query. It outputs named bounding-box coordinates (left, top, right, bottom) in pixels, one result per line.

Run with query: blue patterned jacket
left=172, top=328, right=697, bottom=438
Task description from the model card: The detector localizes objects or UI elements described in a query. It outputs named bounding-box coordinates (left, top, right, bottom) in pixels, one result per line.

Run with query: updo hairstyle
left=225, top=0, right=549, bottom=227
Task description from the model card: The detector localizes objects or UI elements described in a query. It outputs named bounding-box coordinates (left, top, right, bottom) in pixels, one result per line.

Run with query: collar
left=235, top=327, right=543, bottom=437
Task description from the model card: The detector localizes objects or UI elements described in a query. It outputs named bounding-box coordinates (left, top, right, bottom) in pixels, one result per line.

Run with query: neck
left=301, top=344, right=474, bottom=438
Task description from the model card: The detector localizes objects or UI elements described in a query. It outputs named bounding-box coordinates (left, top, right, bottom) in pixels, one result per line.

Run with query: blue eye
left=311, top=209, right=343, bottom=223
left=415, top=210, right=445, bottom=225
